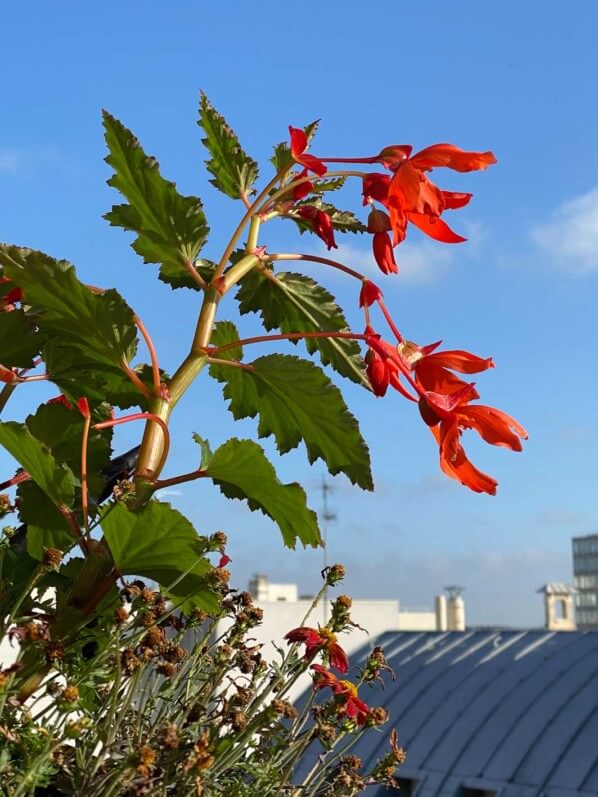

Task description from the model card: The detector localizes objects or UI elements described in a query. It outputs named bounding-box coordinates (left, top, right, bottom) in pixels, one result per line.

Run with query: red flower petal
left=372, top=232, right=398, bottom=274
left=407, top=212, right=467, bottom=243
left=359, top=280, right=383, bottom=308
left=410, top=144, right=497, bottom=172
left=441, top=190, right=473, bottom=210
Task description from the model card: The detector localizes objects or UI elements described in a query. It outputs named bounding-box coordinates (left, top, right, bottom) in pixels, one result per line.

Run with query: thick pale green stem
left=219, top=253, right=260, bottom=294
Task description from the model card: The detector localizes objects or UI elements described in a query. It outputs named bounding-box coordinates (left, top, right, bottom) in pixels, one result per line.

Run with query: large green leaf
left=17, top=482, right=75, bottom=560
left=209, top=340, right=372, bottom=490
left=25, top=402, right=112, bottom=498
left=236, top=268, right=368, bottom=387
left=0, top=421, right=75, bottom=509
left=103, top=112, right=209, bottom=291
left=0, top=245, right=138, bottom=368
left=198, top=92, right=259, bottom=199
left=101, top=501, right=217, bottom=613
left=0, top=309, right=41, bottom=367
left=204, top=438, right=321, bottom=549
left=43, top=340, right=153, bottom=411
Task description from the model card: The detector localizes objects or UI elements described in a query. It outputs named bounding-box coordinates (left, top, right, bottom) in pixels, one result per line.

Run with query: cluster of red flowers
left=288, top=127, right=495, bottom=272
left=287, top=127, right=526, bottom=495
left=284, top=625, right=372, bottom=725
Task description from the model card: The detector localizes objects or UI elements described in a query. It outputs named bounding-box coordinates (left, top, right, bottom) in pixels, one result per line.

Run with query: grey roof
left=305, top=631, right=598, bottom=796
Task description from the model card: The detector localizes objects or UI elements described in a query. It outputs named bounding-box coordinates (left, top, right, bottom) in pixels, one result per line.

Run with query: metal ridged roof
left=332, top=631, right=598, bottom=795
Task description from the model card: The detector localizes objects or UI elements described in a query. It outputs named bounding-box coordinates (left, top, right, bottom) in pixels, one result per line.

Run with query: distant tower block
left=538, top=583, right=577, bottom=631
left=445, top=586, right=466, bottom=631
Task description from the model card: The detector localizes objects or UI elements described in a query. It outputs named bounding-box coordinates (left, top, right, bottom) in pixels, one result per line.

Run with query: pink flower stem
left=80, top=413, right=91, bottom=533
left=268, top=253, right=364, bottom=281
left=134, top=314, right=162, bottom=395
left=377, top=299, right=404, bottom=343
left=120, top=358, right=153, bottom=401
left=94, top=413, right=171, bottom=475
left=18, top=374, right=50, bottom=382
left=208, top=330, right=367, bottom=356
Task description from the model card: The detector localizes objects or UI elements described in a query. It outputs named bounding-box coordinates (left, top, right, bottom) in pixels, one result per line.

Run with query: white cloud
left=0, top=149, right=22, bottom=174
left=531, top=188, right=598, bottom=274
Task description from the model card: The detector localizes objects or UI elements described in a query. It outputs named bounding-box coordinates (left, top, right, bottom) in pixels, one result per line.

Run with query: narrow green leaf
left=0, top=309, right=41, bottom=367
left=236, top=268, right=368, bottom=387
left=192, top=433, right=213, bottom=470
left=103, top=112, right=209, bottom=290
left=101, top=501, right=217, bottom=613
left=198, top=92, right=259, bottom=199
left=0, top=421, right=75, bottom=508
left=210, top=351, right=372, bottom=489
left=205, top=438, right=321, bottom=549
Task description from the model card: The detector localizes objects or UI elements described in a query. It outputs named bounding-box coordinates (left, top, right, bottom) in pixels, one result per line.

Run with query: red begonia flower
left=296, top=206, right=337, bottom=250
left=365, top=349, right=390, bottom=397
left=289, top=127, right=327, bottom=177
left=372, top=232, right=398, bottom=274
left=359, top=280, right=383, bottom=308
left=420, top=385, right=527, bottom=495
left=311, top=664, right=372, bottom=725
left=383, top=143, right=496, bottom=245
left=285, top=626, right=349, bottom=673
left=398, top=340, right=494, bottom=395
left=218, top=554, right=231, bottom=568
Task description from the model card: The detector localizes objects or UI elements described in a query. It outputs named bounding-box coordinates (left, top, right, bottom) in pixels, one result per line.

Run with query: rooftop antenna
left=444, top=585, right=465, bottom=599
left=319, top=475, right=337, bottom=623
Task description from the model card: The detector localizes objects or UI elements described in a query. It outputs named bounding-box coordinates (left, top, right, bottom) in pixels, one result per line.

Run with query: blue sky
left=1, top=1, right=597, bottom=626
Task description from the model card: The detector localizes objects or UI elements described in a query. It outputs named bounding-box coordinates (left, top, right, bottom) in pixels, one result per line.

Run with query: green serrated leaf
left=310, top=176, right=346, bottom=195
left=205, top=438, right=321, bottom=549
left=192, top=433, right=213, bottom=470
left=103, top=112, right=209, bottom=291
left=0, top=309, right=41, bottom=367
left=236, top=269, right=368, bottom=387
left=209, top=350, right=372, bottom=489
left=43, top=340, right=155, bottom=411
left=101, top=501, right=217, bottom=613
left=0, top=421, right=75, bottom=508
left=198, top=92, right=259, bottom=200
left=26, top=403, right=112, bottom=498
left=211, top=320, right=243, bottom=360
left=158, top=258, right=217, bottom=291
left=0, top=245, right=138, bottom=370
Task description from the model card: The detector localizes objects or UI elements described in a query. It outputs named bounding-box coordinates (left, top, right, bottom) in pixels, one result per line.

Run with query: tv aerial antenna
left=319, top=475, right=337, bottom=622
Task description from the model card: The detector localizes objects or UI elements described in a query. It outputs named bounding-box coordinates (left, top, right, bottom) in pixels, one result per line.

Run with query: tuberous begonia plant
left=0, top=93, right=525, bottom=706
